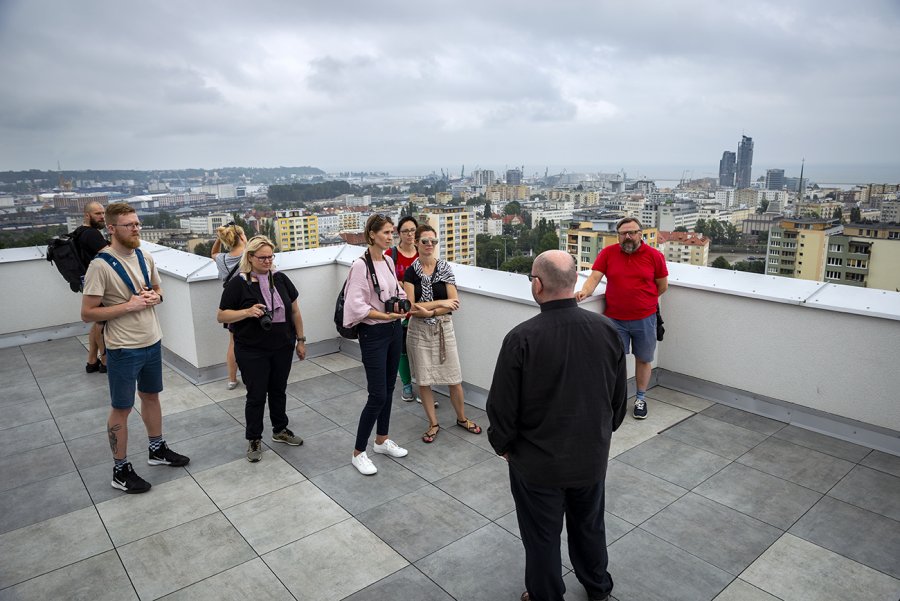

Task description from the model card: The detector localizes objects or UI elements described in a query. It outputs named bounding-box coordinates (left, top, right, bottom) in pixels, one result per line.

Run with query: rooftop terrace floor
left=1, top=337, right=899, bottom=601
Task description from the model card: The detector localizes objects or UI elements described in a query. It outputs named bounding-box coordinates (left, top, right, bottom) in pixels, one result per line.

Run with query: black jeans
left=234, top=342, right=293, bottom=441
left=354, top=320, right=402, bottom=452
left=509, top=465, right=614, bottom=601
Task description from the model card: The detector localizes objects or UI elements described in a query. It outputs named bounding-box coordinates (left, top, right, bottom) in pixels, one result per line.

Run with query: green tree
left=503, top=201, right=522, bottom=215
left=537, top=232, right=560, bottom=254
left=483, top=201, right=492, bottom=219
left=694, top=219, right=708, bottom=236
left=674, top=226, right=689, bottom=232
left=193, top=240, right=215, bottom=257
left=734, top=260, right=765, bottom=274
left=724, top=223, right=740, bottom=245
left=757, top=229, right=769, bottom=245
left=850, top=207, right=861, bottom=223
left=499, top=255, right=534, bottom=274
left=711, top=256, right=731, bottom=269
left=833, top=207, right=843, bottom=222
left=757, top=198, right=770, bottom=214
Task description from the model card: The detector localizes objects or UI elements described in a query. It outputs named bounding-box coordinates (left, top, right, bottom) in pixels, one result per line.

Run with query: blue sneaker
left=401, top=383, right=414, bottom=402
left=633, top=399, right=648, bottom=419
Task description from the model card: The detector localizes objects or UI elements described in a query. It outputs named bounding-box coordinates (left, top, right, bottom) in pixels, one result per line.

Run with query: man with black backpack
left=78, top=202, right=110, bottom=373
left=81, top=202, right=189, bottom=494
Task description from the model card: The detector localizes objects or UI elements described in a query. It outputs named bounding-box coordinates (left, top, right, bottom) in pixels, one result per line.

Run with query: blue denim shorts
left=106, top=340, right=164, bottom=409
left=609, top=314, right=657, bottom=363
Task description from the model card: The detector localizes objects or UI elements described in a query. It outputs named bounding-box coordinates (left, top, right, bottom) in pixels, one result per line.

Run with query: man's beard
left=115, top=231, right=141, bottom=249
left=620, top=240, right=640, bottom=254
left=90, top=217, right=105, bottom=229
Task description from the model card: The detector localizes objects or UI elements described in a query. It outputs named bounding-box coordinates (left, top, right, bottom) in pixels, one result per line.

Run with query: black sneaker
left=111, top=463, right=151, bottom=494
left=148, top=442, right=190, bottom=467
left=633, top=399, right=648, bottom=419
left=98, top=362, right=107, bottom=374
left=85, top=361, right=100, bottom=373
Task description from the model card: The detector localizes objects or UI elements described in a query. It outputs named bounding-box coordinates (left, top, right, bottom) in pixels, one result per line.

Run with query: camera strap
left=363, top=251, right=384, bottom=300
left=247, top=271, right=277, bottom=311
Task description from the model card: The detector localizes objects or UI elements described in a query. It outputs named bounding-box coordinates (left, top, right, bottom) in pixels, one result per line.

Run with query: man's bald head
left=83, top=202, right=106, bottom=228
left=531, top=250, right=577, bottom=301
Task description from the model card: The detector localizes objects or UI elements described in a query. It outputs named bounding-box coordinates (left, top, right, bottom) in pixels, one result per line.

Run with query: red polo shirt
left=592, top=243, right=668, bottom=321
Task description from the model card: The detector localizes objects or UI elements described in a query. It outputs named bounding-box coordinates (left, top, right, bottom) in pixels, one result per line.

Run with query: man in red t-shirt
left=576, top=217, right=668, bottom=419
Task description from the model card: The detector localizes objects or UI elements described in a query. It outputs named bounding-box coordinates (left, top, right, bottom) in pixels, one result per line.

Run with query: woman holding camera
left=217, top=236, right=306, bottom=463
left=211, top=222, right=247, bottom=390
left=343, top=214, right=410, bottom=475
left=404, top=224, right=481, bottom=443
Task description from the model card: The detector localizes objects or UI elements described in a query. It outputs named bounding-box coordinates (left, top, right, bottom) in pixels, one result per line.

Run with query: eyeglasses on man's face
left=418, top=239, right=439, bottom=246
left=527, top=273, right=540, bottom=282
left=617, top=230, right=642, bottom=238
left=112, top=222, right=142, bottom=230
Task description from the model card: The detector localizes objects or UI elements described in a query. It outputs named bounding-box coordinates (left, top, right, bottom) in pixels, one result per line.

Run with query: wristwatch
left=296, top=336, right=306, bottom=343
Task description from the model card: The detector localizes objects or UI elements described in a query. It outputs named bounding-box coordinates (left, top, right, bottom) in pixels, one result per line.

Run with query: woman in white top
left=211, top=221, right=247, bottom=389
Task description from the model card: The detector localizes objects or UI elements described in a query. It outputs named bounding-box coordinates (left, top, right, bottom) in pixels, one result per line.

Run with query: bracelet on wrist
left=296, top=336, right=306, bottom=343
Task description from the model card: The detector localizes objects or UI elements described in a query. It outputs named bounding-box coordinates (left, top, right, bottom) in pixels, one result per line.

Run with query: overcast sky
left=1, top=1, right=898, bottom=181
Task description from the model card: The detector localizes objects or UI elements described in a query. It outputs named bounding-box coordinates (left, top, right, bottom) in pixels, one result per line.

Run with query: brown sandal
left=422, top=424, right=440, bottom=443
left=456, top=418, right=482, bottom=434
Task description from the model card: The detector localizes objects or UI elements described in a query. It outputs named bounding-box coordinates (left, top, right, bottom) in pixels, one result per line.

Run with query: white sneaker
left=226, top=381, right=239, bottom=390
left=352, top=452, right=377, bottom=475
left=372, top=439, right=408, bottom=458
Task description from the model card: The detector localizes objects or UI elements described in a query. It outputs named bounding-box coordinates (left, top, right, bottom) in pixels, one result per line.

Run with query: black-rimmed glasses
left=527, top=273, right=540, bottom=282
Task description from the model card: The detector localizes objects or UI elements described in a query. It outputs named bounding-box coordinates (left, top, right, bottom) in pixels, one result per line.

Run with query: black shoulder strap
left=363, top=251, right=382, bottom=298
left=224, top=258, right=240, bottom=283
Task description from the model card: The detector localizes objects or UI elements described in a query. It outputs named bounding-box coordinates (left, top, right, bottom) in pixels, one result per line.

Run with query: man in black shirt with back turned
left=76, top=201, right=110, bottom=373
left=487, top=250, right=627, bottom=601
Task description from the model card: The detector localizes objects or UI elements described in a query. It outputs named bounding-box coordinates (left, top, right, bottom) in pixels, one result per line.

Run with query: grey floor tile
left=177, top=424, right=249, bottom=474
left=285, top=358, right=331, bottom=384
left=772, top=425, right=872, bottom=462
left=0, top=442, right=75, bottom=493
left=604, top=460, right=687, bottom=525
left=193, top=450, right=304, bottom=509
left=415, top=523, right=526, bottom=601
left=642, top=493, right=782, bottom=575
left=194, top=379, right=246, bottom=403
left=0, top=398, right=51, bottom=431
left=608, top=528, right=732, bottom=601
left=563, top=570, right=621, bottom=601
left=860, top=450, right=900, bottom=478
left=608, top=422, right=658, bottom=458
left=326, top=363, right=368, bottom=388
left=223, top=481, right=350, bottom=554
left=661, top=414, right=768, bottom=460
left=65, top=412, right=157, bottom=469
left=283, top=403, right=342, bottom=438
left=790, top=495, right=900, bottom=579
left=646, top=387, right=715, bottom=412
left=434, top=456, right=515, bottom=520
left=79, top=461, right=190, bottom=505
left=159, top=558, right=293, bottom=601
left=495, top=509, right=521, bottom=538
left=276, top=425, right=357, bottom=478
left=286, top=372, right=362, bottom=403
left=604, top=512, right=635, bottom=545
left=0, top=377, right=44, bottom=409
left=616, top=435, right=731, bottom=489
left=0, top=419, right=62, bottom=457
left=96, top=477, right=218, bottom=546
left=694, top=463, right=822, bottom=530
left=712, top=579, right=780, bottom=601
left=0, top=506, right=112, bottom=589
left=42, top=381, right=111, bottom=419
left=828, top=465, right=900, bottom=521
left=0, top=550, right=137, bottom=601
left=741, top=533, right=900, bottom=601
left=392, top=428, right=495, bottom=482
left=312, top=457, right=428, bottom=515
left=159, top=402, right=241, bottom=444
left=0, top=471, right=92, bottom=535
left=216, top=394, right=305, bottom=424
left=342, top=564, right=455, bottom=601
left=118, top=513, right=256, bottom=601
left=624, top=396, right=694, bottom=433
left=700, top=404, right=787, bottom=435
left=736, top=437, right=855, bottom=493
left=263, top=518, right=407, bottom=601
left=54, top=405, right=113, bottom=440
left=310, top=352, right=363, bottom=373
left=305, top=388, right=369, bottom=426
left=358, top=486, right=490, bottom=562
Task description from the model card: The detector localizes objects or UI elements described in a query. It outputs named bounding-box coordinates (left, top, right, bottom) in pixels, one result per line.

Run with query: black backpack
left=46, top=227, right=89, bottom=292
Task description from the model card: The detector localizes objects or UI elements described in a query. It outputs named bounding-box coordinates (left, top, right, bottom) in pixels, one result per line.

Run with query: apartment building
left=766, top=218, right=842, bottom=280
left=275, top=210, right=319, bottom=251
left=824, top=223, right=900, bottom=291
left=658, top=231, right=710, bottom=266
left=417, top=205, right=476, bottom=265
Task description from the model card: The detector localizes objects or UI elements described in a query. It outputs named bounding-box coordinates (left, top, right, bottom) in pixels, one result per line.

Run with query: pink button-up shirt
left=343, top=254, right=408, bottom=327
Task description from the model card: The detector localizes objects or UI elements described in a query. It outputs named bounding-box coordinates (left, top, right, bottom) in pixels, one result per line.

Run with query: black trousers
left=509, top=465, right=614, bottom=601
left=234, top=342, right=293, bottom=441
left=354, top=321, right=402, bottom=452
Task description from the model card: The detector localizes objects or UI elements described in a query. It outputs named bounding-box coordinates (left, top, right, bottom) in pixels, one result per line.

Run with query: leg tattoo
left=107, top=423, right=122, bottom=455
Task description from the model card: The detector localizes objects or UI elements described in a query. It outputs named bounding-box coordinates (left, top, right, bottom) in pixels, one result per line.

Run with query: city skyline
left=1, top=1, right=899, bottom=178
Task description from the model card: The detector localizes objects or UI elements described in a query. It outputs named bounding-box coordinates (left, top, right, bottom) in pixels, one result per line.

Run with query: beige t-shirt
left=83, top=247, right=163, bottom=349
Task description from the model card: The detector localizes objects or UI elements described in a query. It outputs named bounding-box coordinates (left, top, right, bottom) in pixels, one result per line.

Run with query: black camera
left=259, top=309, right=273, bottom=331
left=385, top=297, right=411, bottom=314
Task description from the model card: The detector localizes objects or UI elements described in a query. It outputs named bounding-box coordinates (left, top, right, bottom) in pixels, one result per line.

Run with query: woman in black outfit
left=217, top=236, right=307, bottom=462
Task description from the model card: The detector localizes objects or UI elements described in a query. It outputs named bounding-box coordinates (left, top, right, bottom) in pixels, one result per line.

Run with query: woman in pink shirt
left=344, top=214, right=411, bottom=475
